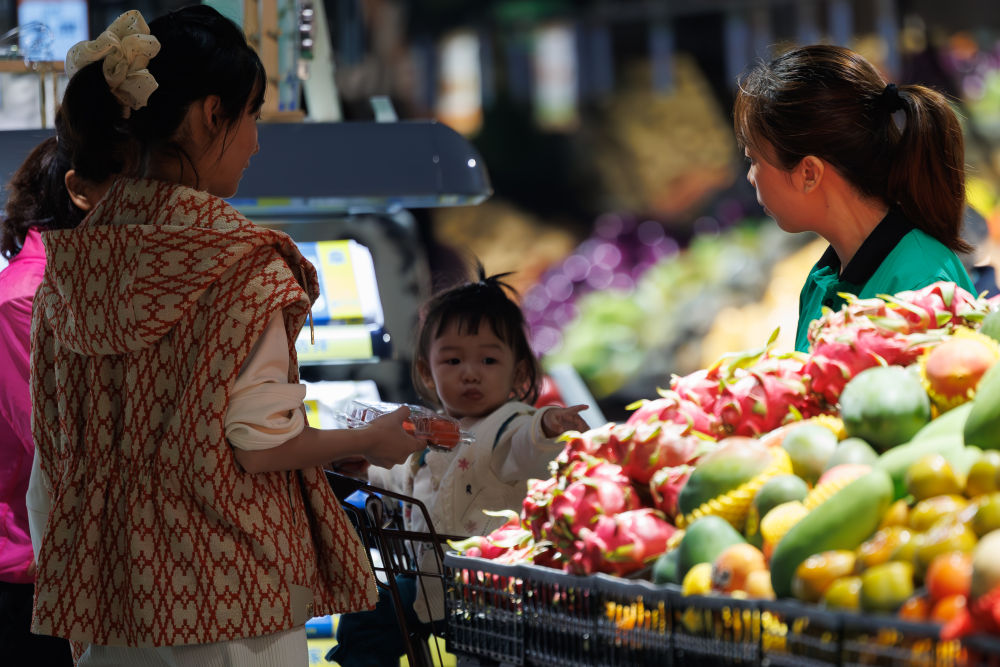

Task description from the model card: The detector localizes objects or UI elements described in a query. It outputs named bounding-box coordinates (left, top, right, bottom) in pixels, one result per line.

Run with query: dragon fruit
left=522, top=477, right=558, bottom=542
left=547, top=458, right=641, bottom=550
left=626, top=391, right=718, bottom=437
left=649, top=464, right=693, bottom=519
left=565, top=508, right=676, bottom=576
left=617, top=420, right=704, bottom=484
left=554, top=420, right=703, bottom=485
left=448, top=510, right=533, bottom=560
left=804, top=299, right=951, bottom=406
left=715, top=352, right=826, bottom=436
left=669, top=368, right=723, bottom=412
left=887, top=282, right=984, bottom=332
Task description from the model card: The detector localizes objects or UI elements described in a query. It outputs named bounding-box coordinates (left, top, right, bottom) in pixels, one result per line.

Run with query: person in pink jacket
left=0, top=130, right=109, bottom=664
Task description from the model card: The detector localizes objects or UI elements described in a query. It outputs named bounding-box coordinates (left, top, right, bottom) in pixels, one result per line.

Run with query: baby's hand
left=541, top=404, right=589, bottom=438
left=363, top=406, right=425, bottom=468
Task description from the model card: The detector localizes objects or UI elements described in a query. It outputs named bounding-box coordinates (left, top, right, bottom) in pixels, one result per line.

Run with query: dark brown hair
left=0, top=135, right=83, bottom=259
left=734, top=44, right=969, bottom=253
left=412, top=262, right=542, bottom=407
left=57, top=5, right=265, bottom=190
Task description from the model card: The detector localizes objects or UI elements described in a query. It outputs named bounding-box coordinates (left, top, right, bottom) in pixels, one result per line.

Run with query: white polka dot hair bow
left=65, top=10, right=161, bottom=118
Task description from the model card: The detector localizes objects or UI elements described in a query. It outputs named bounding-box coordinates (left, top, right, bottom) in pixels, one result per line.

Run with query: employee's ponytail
left=885, top=84, right=969, bottom=253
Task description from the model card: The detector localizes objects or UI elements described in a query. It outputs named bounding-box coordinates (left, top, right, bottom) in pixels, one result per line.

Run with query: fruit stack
left=449, top=281, right=1000, bottom=639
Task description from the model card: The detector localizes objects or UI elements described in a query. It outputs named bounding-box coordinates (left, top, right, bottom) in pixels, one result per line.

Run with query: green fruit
left=754, top=474, right=810, bottom=518
left=964, top=362, right=1000, bottom=450
left=677, top=438, right=773, bottom=517
left=905, top=454, right=964, bottom=500
left=876, top=433, right=965, bottom=501
left=745, top=475, right=810, bottom=549
left=769, top=469, right=893, bottom=599
left=781, top=424, right=838, bottom=484
left=825, top=437, right=880, bottom=470
left=652, top=547, right=680, bottom=585
left=979, top=309, right=1000, bottom=343
left=966, top=451, right=1000, bottom=496
left=860, top=561, right=915, bottom=613
left=840, top=366, right=932, bottom=452
left=823, top=575, right=862, bottom=610
left=971, top=493, right=1000, bottom=537
left=676, top=515, right=746, bottom=582
left=909, top=402, right=973, bottom=443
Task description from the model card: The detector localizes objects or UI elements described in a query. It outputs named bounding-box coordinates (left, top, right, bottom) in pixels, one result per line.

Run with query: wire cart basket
left=327, top=471, right=464, bottom=667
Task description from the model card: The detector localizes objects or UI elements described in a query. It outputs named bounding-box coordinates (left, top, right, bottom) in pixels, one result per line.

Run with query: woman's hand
left=329, top=456, right=370, bottom=479
left=362, top=406, right=425, bottom=468
left=541, top=404, right=589, bottom=438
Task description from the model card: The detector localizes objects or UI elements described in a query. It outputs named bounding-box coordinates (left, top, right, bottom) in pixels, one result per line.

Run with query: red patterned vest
left=30, top=178, right=376, bottom=647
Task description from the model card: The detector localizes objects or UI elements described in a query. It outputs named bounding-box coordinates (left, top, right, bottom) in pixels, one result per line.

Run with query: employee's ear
left=64, top=170, right=96, bottom=211
left=798, top=155, right=825, bottom=193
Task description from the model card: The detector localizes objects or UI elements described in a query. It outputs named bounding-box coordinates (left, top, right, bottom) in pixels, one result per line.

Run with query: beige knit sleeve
left=225, top=311, right=307, bottom=450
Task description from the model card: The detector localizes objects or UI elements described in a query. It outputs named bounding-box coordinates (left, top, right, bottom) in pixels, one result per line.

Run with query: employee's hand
left=541, top=404, right=590, bottom=438
left=362, top=406, right=425, bottom=468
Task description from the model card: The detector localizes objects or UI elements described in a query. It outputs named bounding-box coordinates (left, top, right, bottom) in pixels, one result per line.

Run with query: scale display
left=294, top=239, right=388, bottom=364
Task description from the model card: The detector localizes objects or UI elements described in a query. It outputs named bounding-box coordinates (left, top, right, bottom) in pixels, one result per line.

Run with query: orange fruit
left=930, top=593, right=967, bottom=624
left=898, top=595, right=931, bottom=622
left=924, top=551, right=972, bottom=602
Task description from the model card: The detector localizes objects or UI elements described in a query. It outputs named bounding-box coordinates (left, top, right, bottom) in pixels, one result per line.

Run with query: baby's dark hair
left=413, top=264, right=542, bottom=407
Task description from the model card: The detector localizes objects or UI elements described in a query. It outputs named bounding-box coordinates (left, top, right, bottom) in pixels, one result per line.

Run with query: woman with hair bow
left=734, top=44, right=976, bottom=352
left=27, top=6, right=423, bottom=664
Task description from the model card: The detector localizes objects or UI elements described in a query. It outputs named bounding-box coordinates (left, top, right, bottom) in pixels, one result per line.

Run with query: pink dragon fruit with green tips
left=614, top=419, right=704, bottom=484
left=669, top=367, right=723, bottom=412
left=885, top=281, right=983, bottom=332
left=803, top=321, right=941, bottom=405
left=715, top=351, right=827, bottom=437
left=625, top=391, right=718, bottom=437
left=448, top=509, right=532, bottom=560
left=547, top=459, right=641, bottom=551
left=554, top=420, right=704, bottom=485
left=552, top=423, right=623, bottom=474
left=522, top=476, right=558, bottom=542
left=649, top=464, right=693, bottom=520
left=565, top=508, right=676, bottom=576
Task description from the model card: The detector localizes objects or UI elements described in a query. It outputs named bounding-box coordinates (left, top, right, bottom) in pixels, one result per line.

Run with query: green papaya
left=769, top=468, right=893, bottom=599
left=964, top=362, right=1000, bottom=450
left=676, top=515, right=746, bottom=581
left=824, top=437, right=880, bottom=470
left=910, top=402, right=973, bottom=443
left=781, top=424, right=838, bottom=484
left=677, top=438, right=773, bottom=517
left=876, top=433, right=965, bottom=500
left=840, top=366, right=932, bottom=452
left=745, top=474, right=809, bottom=549
left=652, top=547, right=680, bottom=585
left=979, top=309, right=1000, bottom=343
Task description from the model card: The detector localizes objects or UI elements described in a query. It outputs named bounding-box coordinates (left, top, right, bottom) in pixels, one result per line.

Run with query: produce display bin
left=443, top=553, right=1000, bottom=666
left=839, top=613, right=962, bottom=666
left=444, top=554, right=527, bottom=666
left=668, top=588, right=760, bottom=665
left=966, top=634, right=1000, bottom=667
left=759, top=598, right=843, bottom=666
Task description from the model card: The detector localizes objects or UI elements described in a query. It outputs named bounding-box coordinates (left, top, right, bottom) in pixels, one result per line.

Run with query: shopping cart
left=326, top=471, right=464, bottom=667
